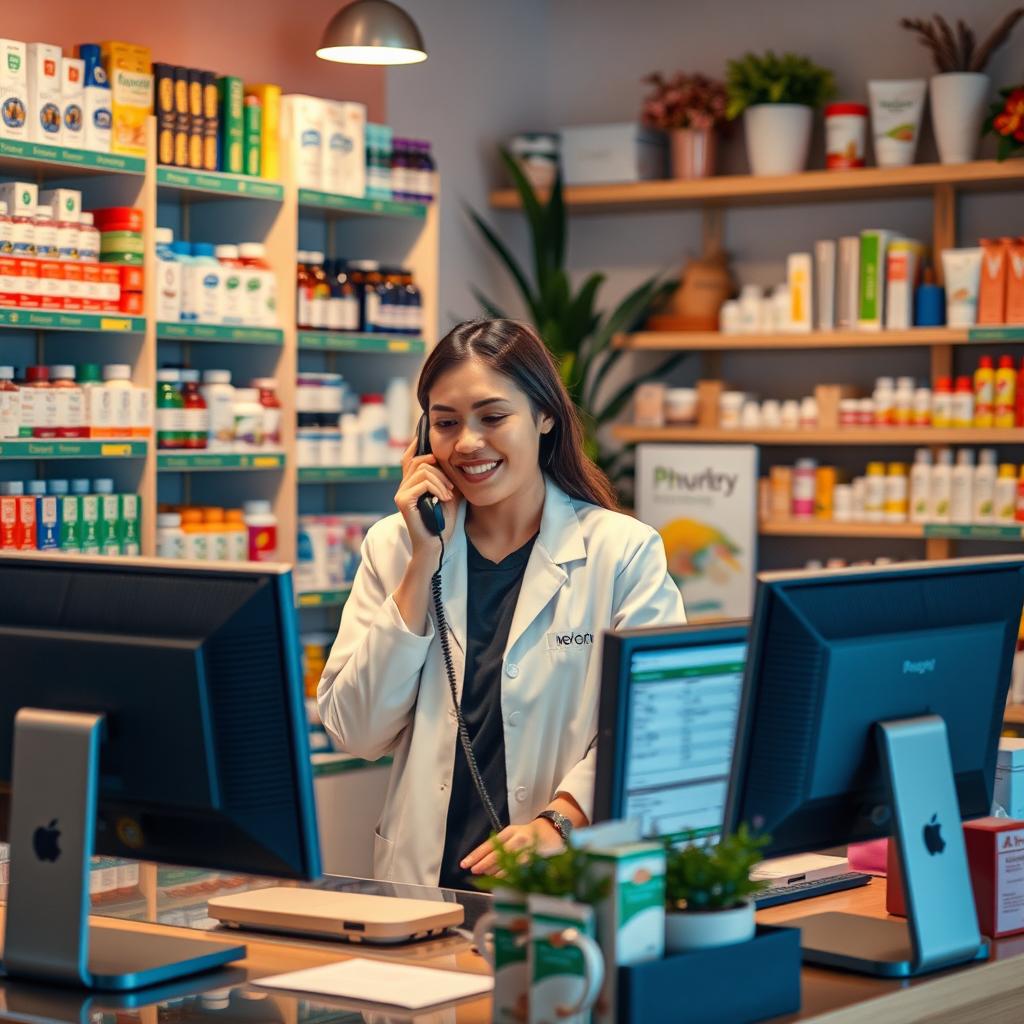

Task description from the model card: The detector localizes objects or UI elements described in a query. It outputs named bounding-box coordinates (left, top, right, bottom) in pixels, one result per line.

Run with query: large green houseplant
left=468, top=151, right=679, bottom=495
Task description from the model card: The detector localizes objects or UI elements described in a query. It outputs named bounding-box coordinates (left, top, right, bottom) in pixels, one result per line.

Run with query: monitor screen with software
left=593, top=622, right=747, bottom=844
left=0, top=554, right=320, bottom=989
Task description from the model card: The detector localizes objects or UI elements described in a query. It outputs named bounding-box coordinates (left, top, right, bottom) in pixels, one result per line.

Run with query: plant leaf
left=499, top=148, right=553, bottom=288
left=464, top=203, right=541, bottom=323
left=470, top=286, right=508, bottom=320
left=546, top=167, right=566, bottom=270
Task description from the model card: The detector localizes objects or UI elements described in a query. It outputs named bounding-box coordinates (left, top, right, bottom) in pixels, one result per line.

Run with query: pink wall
left=2, top=0, right=385, bottom=118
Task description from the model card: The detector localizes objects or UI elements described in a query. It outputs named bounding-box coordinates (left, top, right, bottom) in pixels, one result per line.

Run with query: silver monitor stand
left=2, top=708, right=246, bottom=990
left=784, top=714, right=987, bottom=977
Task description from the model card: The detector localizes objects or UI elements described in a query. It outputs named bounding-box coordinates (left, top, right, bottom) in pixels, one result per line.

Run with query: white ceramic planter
left=665, top=900, right=756, bottom=954
left=744, top=104, right=813, bottom=176
left=930, top=73, right=990, bottom=164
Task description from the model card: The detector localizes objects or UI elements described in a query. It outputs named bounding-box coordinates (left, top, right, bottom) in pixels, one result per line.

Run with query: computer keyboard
left=754, top=871, right=872, bottom=909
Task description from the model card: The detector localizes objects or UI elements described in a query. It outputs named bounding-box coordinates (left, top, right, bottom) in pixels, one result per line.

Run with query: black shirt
left=437, top=532, right=536, bottom=889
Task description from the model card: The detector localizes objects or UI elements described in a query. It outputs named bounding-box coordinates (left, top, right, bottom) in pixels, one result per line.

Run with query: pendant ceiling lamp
left=316, top=0, right=428, bottom=65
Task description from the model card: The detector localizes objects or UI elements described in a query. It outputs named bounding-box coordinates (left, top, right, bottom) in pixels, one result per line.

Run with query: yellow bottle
left=996, top=463, right=1018, bottom=523
left=885, top=463, right=908, bottom=523
left=974, top=356, right=995, bottom=428
left=995, top=356, right=1017, bottom=428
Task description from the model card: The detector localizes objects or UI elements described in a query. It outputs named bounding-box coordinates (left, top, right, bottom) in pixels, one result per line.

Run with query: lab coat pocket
left=373, top=828, right=396, bottom=880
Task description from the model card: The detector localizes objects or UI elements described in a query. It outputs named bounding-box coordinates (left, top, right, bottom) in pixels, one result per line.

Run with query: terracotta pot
left=670, top=128, right=716, bottom=179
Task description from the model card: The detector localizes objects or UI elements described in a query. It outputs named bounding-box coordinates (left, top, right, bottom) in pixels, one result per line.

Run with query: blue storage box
left=616, top=924, right=801, bottom=1024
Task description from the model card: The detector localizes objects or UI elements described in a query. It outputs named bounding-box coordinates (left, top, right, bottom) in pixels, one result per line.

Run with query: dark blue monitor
left=724, top=556, right=1024, bottom=858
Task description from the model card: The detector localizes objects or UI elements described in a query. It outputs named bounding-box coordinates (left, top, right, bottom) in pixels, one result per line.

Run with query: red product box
left=62, top=262, right=83, bottom=311
left=887, top=818, right=1024, bottom=938
left=118, top=291, right=144, bottom=315
left=0, top=495, right=20, bottom=549
left=91, top=207, right=143, bottom=233
left=16, top=496, right=36, bottom=551
left=81, top=263, right=102, bottom=312
left=99, top=265, right=121, bottom=312
left=38, top=260, right=64, bottom=311
left=16, top=259, right=41, bottom=309
left=118, top=264, right=144, bottom=293
left=0, top=255, right=19, bottom=307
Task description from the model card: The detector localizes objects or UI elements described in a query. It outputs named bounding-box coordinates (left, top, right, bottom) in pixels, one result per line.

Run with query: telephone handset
left=415, top=415, right=445, bottom=536
left=415, top=414, right=503, bottom=837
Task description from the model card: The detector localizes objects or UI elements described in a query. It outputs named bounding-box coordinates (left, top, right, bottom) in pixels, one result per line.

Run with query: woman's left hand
left=461, top=818, right=564, bottom=877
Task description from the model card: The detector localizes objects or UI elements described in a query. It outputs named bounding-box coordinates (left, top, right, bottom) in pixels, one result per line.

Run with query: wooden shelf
left=298, top=189, right=429, bottom=220
left=614, top=426, right=1024, bottom=446
left=157, top=451, right=286, bottom=472
left=298, top=465, right=402, bottom=483
left=297, top=330, right=426, bottom=354
left=615, top=328, right=969, bottom=351
left=761, top=520, right=1024, bottom=541
left=0, top=310, right=145, bottom=333
left=0, top=138, right=145, bottom=177
left=155, top=166, right=284, bottom=201
left=156, top=322, right=284, bottom=345
left=490, top=160, right=1024, bottom=213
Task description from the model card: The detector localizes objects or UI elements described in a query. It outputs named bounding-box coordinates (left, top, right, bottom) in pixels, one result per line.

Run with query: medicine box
left=282, top=94, right=324, bottom=189
left=62, top=58, right=85, bottom=147
left=108, top=67, right=152, bottom=157
left=26, top=43, right=62, bottom=146
left=245, top=83, right=281, bottom=180
left=38, top=188, right=82, bottom=223
left=0, top=39, right=28, bottom=142
left=322, top=100, right=366, bottom=198
left=218, top=76, right=244, bottom=174
left=558, top=122, right=666, bottom=185
left=995, top=738, right=1024, bottom=819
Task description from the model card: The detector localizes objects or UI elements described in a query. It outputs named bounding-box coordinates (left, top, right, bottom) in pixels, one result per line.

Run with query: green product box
left=244, top=98, right=262, bottom=177
left=99, top=493, right=121, bottom=556
left=80, top=495, right=101, bottom=554
left=120, top=493, right=141, bottom=556
left=58, top=494, right=81, bottom=552
left=857, top=228, right=893, bottom=331
left=217, top=76, right=244, bottom=174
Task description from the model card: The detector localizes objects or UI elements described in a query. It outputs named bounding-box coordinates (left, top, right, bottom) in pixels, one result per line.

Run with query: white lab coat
left=317, top=476, right=686, bottom=885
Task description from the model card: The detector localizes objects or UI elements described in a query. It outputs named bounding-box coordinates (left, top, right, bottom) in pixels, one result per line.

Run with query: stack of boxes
left=282, top=94, right=366, bottom=196
left=153, top=64, right=280, bottom=178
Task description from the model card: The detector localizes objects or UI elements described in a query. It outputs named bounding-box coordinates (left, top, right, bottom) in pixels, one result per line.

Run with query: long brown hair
left=417, top=319, right=618, bottom=511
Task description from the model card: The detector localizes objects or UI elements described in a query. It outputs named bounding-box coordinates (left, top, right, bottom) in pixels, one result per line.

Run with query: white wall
left=388, top=0, right=550, bottom=334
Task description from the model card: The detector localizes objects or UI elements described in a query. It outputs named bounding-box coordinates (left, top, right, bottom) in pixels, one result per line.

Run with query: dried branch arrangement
left=899, top=9, right=1024, bottom=73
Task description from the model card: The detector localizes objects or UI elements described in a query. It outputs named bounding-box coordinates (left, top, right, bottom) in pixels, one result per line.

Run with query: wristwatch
left=536, top=809, right=573, bottom=843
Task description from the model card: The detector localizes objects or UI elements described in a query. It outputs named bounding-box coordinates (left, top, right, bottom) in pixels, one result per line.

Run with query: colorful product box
left=120, top=493, right=141, bottom=555
left=201, top=71, right=218, bottom=172
left=118, top=291, right=143, bottom=315
left=62, top=58, right=85, bottom=147
left=35, top=493, right=60, bottom=550
left=173, top=67, right=189, bottom=167
left=57, top=493, right=81, bottom=551
left=108, top=67, right=152, bottom=157
left=996, top=738, right=1024, bottom=819
left=16, top=259, right=40, bottom=308
left=81, top=263, right=102, bottom=311
left=978, top=238, right=1010, bottom=325
left=0, top=39, right=28, bottom=142
left=98, top=491, right=120, bottom=555
left=38, top=188, right=82, bottom=223
left=131, top=387, right=151, bottom=438
left=322, top=100, right=366, bottom=197
left=62, top=262, right=83, bottom=310
left=217, top=76, right=244, bottom=174
left=38, top=259, right=64, bottom=309
left=857, top=228, right=893, bottom=331
left=81, top=46, right=111, bottom=154
left=281, top=94, right=323, bottom=189
left=0, top=255, right=18, bottom=305
left=188, top=68, right=204, bottom=171
left=244, top=83, right=280, bottom=179
left=1006, top=239, right=1024, bottom=325
left=153, top=63, right=175, bottom=164
left=100, top=41, right=151, bottom=74
left=99, top=265, right=120, bottom=311
left=26, top=43, right=63, bottom=147
left=243, top=96, right=262, bottom=177
left=0, top=181, right=37, bottom=221
left=80, top=493, right=101, bottom=554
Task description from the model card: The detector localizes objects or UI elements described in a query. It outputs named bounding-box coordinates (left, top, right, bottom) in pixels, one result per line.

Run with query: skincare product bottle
left=910, top=449, right=932, bottom=523
left=930, top=448, right=953, bottom=523
left=951, top=449, right=975, bottom=524
left=973, top=448, right=998, bottom=524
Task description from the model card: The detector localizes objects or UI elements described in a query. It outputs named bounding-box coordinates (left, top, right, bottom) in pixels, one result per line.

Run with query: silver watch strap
left=537, top=809, right=572, bottom=842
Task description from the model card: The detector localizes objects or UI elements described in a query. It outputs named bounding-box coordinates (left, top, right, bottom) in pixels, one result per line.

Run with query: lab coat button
left=505, top=662, right=520, bottom=679
left=514, top=786, right=527, bottom=803
left=507, top=711, right=522, bottom=727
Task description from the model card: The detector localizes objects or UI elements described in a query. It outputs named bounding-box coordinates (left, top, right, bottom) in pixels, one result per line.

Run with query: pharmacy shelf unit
left=760, top=520, right=1024, bottom=541
left=613, top=426, right=1024, bottom=446
left=297, top=331, right=426, bottom=354
left=156, top=322, right=284, bottom=346
left=492, top=157, right=1024, bottom=565
left=0, top=120, right=157, bottom=553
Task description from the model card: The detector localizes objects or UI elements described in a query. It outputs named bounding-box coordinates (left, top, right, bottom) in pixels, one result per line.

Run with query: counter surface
left=3, top=873, right=1024, bottom=1023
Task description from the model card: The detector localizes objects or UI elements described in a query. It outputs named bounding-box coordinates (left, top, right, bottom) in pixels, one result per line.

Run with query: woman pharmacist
left=318, top=319, right=685, bottom=888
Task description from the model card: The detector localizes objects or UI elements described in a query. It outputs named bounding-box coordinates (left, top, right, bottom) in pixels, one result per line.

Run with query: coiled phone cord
left=432, top=536, right=504, bottom=836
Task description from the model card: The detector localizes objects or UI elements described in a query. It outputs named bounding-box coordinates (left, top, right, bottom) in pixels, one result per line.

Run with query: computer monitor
left=724, top=556, right=1024, bottom=978
left=0, top=554, right=321, bottom=991
left=593, top=622, right=748, bottom=845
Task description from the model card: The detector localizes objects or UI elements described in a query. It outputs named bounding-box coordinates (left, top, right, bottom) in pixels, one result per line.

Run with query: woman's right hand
left=395, top=441, right=461, bottom=560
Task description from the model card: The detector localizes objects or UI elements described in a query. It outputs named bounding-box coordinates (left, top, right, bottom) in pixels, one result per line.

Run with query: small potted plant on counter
left=726, top=51, right=836, bottom=175
left=901, top=8, right=1024, bottom=164
left=664, top=825, right=769, bottom=954
left=640, top=70, right=728, bottom=179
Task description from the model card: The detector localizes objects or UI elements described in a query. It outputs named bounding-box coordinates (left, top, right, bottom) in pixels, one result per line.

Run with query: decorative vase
left=743, top=104, right=813, bottom=176
left=669, top=127, right=716, bottom=179
left=665, top=900, right=756, bottom=954
left=930, top=72, right=990, bottom=165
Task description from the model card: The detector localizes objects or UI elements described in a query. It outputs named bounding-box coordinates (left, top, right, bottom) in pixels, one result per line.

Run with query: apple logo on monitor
left=33, top=819, right=61, bottom=862
left=923, top=814, right=945, bottom=856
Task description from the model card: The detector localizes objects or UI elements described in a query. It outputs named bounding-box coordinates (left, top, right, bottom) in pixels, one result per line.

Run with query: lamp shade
left=317, top=0, right=427, bottom=65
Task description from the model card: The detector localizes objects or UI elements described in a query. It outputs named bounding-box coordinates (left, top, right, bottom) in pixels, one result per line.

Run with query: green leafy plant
left=665, top=825, right=770, bottom=912
left=468, top=151, right=679, bottom=493
left=473, top=836, right=610, bottom=904
left=725, top=52, right=836, bottom=120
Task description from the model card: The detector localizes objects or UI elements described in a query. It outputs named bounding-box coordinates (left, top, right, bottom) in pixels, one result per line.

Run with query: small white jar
left=719, top=391, right=746, bottom=429
left=780, top=399, right=801, bottom=430
left=156, top=511, right=185, bottom=560
left=760, top=399, right=782, bottom=428
left=664, top=387, right=697, bottom=425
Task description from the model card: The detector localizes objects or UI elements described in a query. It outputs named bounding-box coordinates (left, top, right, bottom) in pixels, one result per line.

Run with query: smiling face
left=428, top=356, right=554, bottom=507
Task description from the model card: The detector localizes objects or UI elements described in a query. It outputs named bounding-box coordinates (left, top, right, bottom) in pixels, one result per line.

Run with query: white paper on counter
left=254, top=958, right=493, bottom=1009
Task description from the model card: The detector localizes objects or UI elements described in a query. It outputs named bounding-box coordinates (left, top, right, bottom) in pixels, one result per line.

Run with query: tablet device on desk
left=207, top=888, right=464, bottom=944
